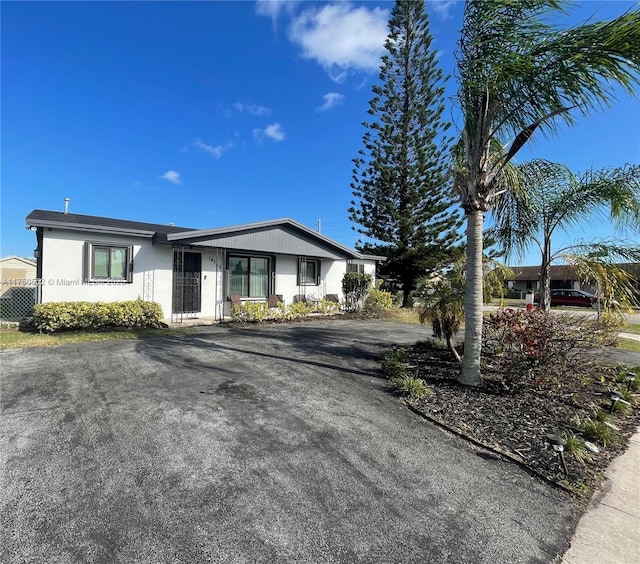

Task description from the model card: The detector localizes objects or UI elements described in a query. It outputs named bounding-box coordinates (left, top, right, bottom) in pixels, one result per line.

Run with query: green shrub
left=381, top=348, right=408, bottom=378
left=231, top=301, right=270, bottom=323
left=391, top=376, right=432, bottom=399
left=230, top=298, right=338, bottom=323
left=318, top=299, right=341, bottom=315
left=482, top=308, right=618, bottom=390
left=288, top=301, right=313, bottom=318
left=363, top=288, right=393, bottom=316
left=563, top=433, right=590, bottom=465
left=572, top=414, right=623, bottom=447
left=342, top=272, right=373, bottom=312
left=33, top=299, right=163, bottom=333
left=615, top=366, right=640, bottom=392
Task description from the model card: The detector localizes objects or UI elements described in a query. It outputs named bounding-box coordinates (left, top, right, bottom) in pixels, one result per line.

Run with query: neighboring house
left=26, top=210, right=380, bottom=321
left=508, top=264, right=640, bottom=297
left=0, top=256, right=37, bottom=321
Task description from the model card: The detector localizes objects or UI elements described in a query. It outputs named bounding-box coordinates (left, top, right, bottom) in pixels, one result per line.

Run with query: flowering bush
left=482, top=308, right=617, bottom=389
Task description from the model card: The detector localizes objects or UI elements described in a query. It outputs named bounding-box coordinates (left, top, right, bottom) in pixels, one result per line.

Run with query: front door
left=173, top=250, right=201, bottom=314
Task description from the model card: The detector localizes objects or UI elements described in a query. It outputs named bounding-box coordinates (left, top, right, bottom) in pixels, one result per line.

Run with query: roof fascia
left=26, top=218, right=155, bottom=238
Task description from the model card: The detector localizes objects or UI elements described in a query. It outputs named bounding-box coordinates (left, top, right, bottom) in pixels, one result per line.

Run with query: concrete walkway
left=563, top=428, right=640, bottom=564
left=619, top=332, right=640, bottom=342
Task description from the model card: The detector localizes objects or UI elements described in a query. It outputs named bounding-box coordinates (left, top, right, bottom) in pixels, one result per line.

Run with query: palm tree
left=493, top=160, right=640, bottom=311
left=455, top=0, right=640, bottom=386
left=419, top=269, right=465, bottom=363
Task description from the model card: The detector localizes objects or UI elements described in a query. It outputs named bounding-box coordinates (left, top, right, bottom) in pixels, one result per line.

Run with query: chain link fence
left=0, top=287, right=37, bottom=322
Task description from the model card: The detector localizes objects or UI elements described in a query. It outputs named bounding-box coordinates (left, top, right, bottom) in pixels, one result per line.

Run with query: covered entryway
left=172, top=249, right=201, bottom=317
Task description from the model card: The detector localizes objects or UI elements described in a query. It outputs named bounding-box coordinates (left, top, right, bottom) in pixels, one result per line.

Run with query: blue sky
left=2, top=0, right=638, bottom=266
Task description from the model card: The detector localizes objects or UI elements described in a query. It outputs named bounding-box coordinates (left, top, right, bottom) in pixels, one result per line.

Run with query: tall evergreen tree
left=349, top=0, right=462, bottom=307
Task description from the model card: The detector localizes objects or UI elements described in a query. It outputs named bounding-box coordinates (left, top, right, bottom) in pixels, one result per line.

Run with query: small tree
left=342, top=272, right=373, bottom=312
left=418, top=267, right=465, bottom=363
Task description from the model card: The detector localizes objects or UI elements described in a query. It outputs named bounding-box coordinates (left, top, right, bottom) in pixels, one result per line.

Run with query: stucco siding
left=36, top=228, right=378, bottom=320
left=40, top=229, right=174, bottom=317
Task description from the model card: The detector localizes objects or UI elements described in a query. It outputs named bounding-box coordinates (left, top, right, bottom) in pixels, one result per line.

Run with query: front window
left=229, top=255, right=269, bottom=298
left=347, top=262, right=365, bottom=274
left=298, top=259, right=320, bottom=285
left=86, top=243, right=132, bottom=282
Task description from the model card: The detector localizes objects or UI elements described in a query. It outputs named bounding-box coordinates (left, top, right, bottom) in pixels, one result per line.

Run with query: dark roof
left=511, top=263, right=640, bottom=281
left=26, top=210, right=194, bottom=242
left=511, top=265, right=577, bottom=281
left=25, top=210, right=367, bottom=258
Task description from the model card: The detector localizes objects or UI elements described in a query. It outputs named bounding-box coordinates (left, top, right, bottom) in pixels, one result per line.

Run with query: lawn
left=618, top=338, right=640, bottom=353
left=0, top=327, right=195, bottom=350
left=622, top=324, right=640, bottom=335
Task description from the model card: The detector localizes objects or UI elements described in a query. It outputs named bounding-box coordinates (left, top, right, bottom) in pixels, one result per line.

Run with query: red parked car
left=534, top=289, right=599, bottom=308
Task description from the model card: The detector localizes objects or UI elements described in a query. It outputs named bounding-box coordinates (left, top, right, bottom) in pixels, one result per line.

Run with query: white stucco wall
left=40, top=229, right=174, bottom=317
left=39, top=227, right=378, bottom=319
left=272, top=257, right=377, bottom=304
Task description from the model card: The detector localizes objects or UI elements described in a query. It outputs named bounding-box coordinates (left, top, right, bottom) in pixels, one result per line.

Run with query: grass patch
left=0, top=327, right=195, bottom=350
left=380, top=307, right=421, bottom=324
left=621, top=324, right=640, bottom=335
left=617, top=337, right=640, bottom=353
left=391, top=375, right=432, bottom=399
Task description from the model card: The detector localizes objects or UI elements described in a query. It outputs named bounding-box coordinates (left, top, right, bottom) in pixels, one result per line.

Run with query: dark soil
left=398, top=342, right=640, bottom=502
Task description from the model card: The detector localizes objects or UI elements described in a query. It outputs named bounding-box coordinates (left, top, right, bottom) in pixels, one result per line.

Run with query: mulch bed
left=398, top=343, right=640, bottom=502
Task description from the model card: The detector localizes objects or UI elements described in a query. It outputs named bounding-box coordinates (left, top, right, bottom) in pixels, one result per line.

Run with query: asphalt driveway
left=1, top=320, right=575, bottom=563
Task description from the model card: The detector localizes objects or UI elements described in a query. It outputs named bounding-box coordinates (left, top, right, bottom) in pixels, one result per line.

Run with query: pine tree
left=349, top=0, right=462, bottom=307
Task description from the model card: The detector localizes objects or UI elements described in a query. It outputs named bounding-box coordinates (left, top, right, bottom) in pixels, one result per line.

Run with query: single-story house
left=25, top=209, right=381, bottom=321
left=508, top=264, right=640, bottom=297
left=0, top=255, right=37, bottom=296
left=0, top=256, right=38, bottom=321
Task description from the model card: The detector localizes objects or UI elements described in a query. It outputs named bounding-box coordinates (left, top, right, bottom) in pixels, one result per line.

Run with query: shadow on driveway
left=1, top=319, right=575, bottom=563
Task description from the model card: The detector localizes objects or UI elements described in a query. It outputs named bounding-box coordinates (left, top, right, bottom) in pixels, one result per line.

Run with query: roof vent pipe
left=64, top=198, right=70, bottom=214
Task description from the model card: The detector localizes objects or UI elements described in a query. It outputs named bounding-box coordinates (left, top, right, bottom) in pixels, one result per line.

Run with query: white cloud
left=265, top=123, right=285, bottom=141
left=254, top=122, right=285, bottom=142
left=233, top=102, right=272, bottom=117
left=194, top=138, right=224, bottom=158
left=255, top=0, right=299, bottom=29
left=317, top=92, right=344, bottom=112
left=289, top=3, right=389, bottom=82
left=161, top=171, right=181, bottom=185
left=429, top=1, right=456, bottom=19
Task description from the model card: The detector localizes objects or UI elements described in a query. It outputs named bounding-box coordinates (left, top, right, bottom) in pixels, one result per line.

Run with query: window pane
left=229, top=257, right=249, bottom=296
left=250, top=258, right=268, bottom=297
left=93, top=248, right=109, bottom=278
left=300, top=260, right=317, bottom=285
left=111, top=248, right=127, bottom=279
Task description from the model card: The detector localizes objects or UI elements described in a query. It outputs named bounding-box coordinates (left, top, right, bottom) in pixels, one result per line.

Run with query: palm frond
left=561, top=241, right=640, bottom=311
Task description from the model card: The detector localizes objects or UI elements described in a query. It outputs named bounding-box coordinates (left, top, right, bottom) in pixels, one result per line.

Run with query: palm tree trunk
left=459, top=209, right=484, bottom=386
left=539, top=237, right=552, bottom=311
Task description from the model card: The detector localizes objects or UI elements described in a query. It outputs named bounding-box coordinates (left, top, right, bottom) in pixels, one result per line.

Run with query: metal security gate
left=172, top=249, right=201, bottom=319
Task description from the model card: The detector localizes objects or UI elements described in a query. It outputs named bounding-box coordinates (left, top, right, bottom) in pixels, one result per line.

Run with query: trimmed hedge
left=231, top=299, right=340, bottom=323
left=33, top=300, right=164, bottom=333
